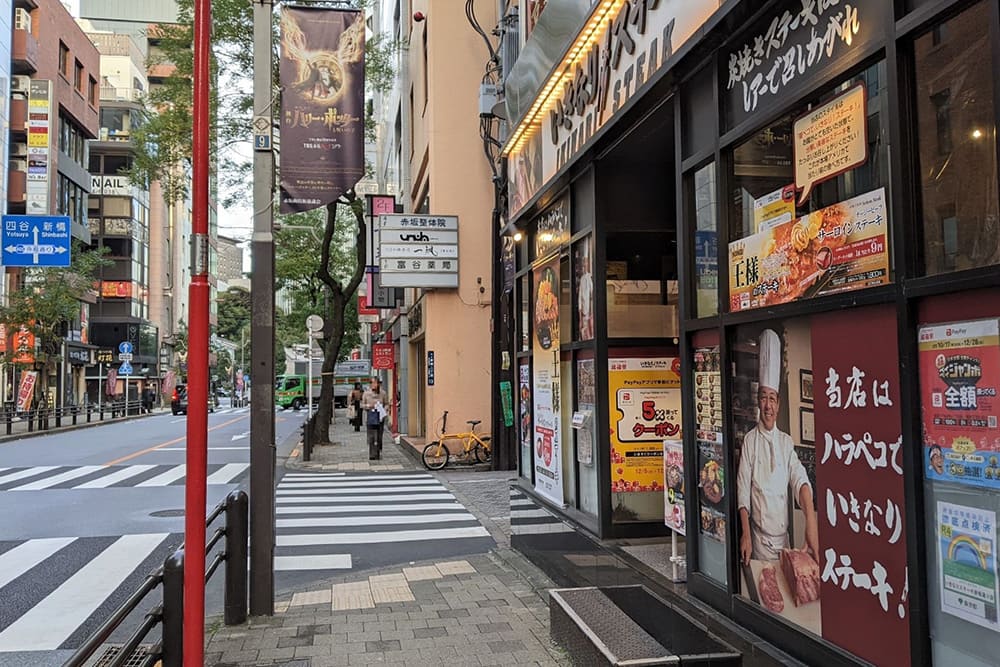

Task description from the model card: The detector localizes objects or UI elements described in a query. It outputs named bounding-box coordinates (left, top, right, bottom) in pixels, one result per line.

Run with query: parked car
left=171, top=383, right=217, bottom=415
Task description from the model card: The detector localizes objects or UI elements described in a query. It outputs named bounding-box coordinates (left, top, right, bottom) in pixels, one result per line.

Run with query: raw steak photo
left=780, top=548, right=821, bottom=606
left=758, top=565, right=785, bottom=613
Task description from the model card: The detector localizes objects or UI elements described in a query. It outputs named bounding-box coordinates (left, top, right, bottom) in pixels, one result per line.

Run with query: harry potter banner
left=279, top=7, right=365, bottom=214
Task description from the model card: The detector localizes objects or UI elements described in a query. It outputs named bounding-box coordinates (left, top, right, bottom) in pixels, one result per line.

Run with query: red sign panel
left=372, top=343, right=394, bottom=370
left=811, top=305, right=910, bottom=666
left=11, top=327, right=35, bottom=364
left=359, top=293, right=378, bottom=317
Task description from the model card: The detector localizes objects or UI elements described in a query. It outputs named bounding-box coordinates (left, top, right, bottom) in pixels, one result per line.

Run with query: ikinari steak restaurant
left=495, top=1, right=1000, bottom=665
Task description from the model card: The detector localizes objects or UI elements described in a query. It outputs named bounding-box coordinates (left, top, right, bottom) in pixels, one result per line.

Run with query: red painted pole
left=184, top=0, right=211, bottom=659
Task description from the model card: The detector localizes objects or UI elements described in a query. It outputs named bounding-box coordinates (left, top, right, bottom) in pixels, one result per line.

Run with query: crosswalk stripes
left=273, top=471, right=493, bottom=573
left=0, top=462, right=249, bottom=491
left=0, top=533, right=174, bottom=653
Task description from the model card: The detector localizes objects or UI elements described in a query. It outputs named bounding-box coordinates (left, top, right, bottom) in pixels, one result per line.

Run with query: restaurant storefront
left=502, top=1, right=1000, bottom=665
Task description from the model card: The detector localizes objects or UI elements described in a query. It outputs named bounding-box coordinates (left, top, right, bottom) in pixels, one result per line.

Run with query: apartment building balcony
left=9, top=96, right=27, bottom=134
left=12, top=28, right=39, bottom=74
left=8, top=167, right=26, bottom=205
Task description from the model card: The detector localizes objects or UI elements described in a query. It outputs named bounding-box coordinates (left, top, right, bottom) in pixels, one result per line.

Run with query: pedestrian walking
left=361, top=378, right=387, bottom=460
left=347, top=382, right=363, bottom=432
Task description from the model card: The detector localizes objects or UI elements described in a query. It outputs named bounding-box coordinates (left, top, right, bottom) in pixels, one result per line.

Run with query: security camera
left=413, top=11, right=426, bottom=22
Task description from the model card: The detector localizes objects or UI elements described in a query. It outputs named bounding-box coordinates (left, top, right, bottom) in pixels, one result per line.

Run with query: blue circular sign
left=119, top=341, right=133, bottom=354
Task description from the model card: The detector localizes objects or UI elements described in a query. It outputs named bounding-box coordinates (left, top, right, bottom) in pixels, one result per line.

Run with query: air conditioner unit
left=11, top=158, right=27, bottom=173
left=12, top=143, right=27, bottom=157
left=12, top=76, right=30, bottom=94
left=14, top=8, right=30, bottom=32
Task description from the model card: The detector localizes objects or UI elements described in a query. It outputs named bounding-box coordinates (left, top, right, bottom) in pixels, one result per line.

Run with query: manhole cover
left=150, top=509, right=185, bottom=517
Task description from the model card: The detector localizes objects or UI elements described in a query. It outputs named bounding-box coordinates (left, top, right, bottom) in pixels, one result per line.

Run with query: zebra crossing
left=0, top=532, right=175, bottom=653
left=0, top=462, right=249, bottom=491
left=274, top=471, right=493, bottom=574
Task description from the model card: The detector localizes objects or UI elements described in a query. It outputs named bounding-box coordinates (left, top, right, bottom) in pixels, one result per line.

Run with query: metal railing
left=65, top=490, right=249, bottom=667
left=1, top=400, right=155, bottom=435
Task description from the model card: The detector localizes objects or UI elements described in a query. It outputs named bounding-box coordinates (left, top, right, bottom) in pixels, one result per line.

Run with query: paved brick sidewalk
left=285, top=410, right=412, bottom=472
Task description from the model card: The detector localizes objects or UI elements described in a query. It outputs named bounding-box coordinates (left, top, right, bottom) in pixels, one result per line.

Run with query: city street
left=0, top=400, right=300, bottom=665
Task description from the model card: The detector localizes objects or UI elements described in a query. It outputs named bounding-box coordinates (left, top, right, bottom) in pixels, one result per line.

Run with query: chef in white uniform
left=738, top=329, right=819, bottom=564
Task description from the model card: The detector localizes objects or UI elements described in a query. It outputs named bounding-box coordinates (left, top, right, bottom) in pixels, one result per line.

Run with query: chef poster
left=918, top=319, right=1000, bottom=490
left=937, top=501, right=999, bottom=632
left=733, top=320, right=822, bottom=636
left=608, top=355, right=681, bottom=493
left=532, top=258, right=562, bottom=504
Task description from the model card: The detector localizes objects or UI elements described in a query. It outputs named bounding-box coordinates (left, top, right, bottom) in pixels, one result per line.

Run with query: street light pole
left=250, top=0, right=276, bottom=616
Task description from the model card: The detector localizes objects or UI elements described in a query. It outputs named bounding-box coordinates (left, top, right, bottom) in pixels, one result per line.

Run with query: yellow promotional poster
left=753, top=185, right=796, bottom=232
left=729, top=187, right=889, bottom=313
left=609, top=356, right=682, bottom=493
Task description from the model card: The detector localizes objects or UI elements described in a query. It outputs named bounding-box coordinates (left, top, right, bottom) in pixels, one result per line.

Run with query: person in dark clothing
left=361, top=378, right=387, bottom=460
left=348, top=382, right=363, bottom=431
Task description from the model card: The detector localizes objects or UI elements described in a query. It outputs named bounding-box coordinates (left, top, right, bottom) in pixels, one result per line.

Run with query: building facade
left=501, top=1, right=1000, bottom=666
left=371, top=0, right=498, bottom=440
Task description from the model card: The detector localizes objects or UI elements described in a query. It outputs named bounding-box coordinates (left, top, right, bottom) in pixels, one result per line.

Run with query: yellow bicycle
left=422, top=410, right=491, bottom=470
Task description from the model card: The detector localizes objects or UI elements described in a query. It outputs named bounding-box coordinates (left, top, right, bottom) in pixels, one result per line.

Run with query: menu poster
left=793, top=84, right=868, bottom=204
left=811, top=305, right=910, bottom=667
left=937, top=502, right=1000, bottom=632
left=608, top=356, right=682, bottom=493
left=694, top=347, right=722, bottom=444
left=753, top=185, right=796, bottom=232
left=918, top=319, right=1000, bottom=490
left=729, top=188, right=889, bottom=312
left=664, top=440, right=685, bottom=535
left=698, top=440, right=726, bottom=543
left=532, top=258, right=562, bottom=504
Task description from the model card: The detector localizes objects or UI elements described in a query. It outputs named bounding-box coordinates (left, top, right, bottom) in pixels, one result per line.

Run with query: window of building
left=88, top=76, right=98, bottom=106
left=914, top=1, right=999, bottom=276
left=421, top=26, right=428, bottom=114
left=59, top=42, right=69, bottom=77
left=74, top=60, right=84, bottom=91
left=689, top=161, right=718, bottom=318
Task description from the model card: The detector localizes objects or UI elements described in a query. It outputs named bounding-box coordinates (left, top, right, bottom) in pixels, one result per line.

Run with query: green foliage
left=216, top=286, right=251, bottom=362
left=0, top=245, right=111, bottom=376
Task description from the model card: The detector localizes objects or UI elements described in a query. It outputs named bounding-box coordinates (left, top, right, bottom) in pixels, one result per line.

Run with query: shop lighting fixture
left=971, top=128, right=984, bottom=139
left=513, top=231, right=523, bottom=242
left=502, top=0, right=625, bottom=156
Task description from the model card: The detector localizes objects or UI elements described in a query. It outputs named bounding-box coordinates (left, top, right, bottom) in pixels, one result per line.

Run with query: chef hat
left=758, top=328, right=781, bottom=393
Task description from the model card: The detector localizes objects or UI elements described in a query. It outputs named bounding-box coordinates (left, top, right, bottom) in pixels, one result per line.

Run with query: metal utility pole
left=184, top=0, right=211, bottom=656
left=250, top=0, right=276, bottom=616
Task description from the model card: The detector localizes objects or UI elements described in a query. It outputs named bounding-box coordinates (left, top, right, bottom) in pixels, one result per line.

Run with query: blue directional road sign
left=1, top=215, right=72, bottom=267
left=118, top=341, right=134, bottom=355
left=119, top=362, right=133, bottom=375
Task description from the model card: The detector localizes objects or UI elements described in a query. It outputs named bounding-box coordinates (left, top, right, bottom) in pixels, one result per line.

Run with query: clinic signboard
left=378, top=214, right=459, bottom=288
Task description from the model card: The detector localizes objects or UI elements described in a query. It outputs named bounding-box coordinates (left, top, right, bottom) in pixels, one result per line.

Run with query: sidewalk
left=205, top=413, right=570, bottom=666
left=0, top=405, right=167, bottom=444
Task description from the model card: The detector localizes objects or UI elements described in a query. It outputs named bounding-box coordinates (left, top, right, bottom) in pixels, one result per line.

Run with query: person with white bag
left=362, top=378, right=388, bottom=460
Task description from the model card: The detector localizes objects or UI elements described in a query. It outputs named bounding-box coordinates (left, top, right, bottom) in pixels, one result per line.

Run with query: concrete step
left=550, top=585, right=742, bottom=666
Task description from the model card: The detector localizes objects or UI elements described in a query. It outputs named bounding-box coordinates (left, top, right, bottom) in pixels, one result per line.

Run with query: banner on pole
left=278, top=7, right=365, bottom=214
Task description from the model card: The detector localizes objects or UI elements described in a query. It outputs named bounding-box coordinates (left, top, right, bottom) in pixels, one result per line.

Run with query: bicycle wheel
left=475, top=438, right=491, bottom=464
left=422, top=441, right=448, bottom=470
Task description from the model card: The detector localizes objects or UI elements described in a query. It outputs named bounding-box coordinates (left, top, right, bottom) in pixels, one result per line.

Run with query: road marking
left=275, top=554, right=352, bottom=571
left=281, top=473, right=421, bottom=480
left=169, top=418, right=186, bottom=424
left=75, top=464, right=157, bottom=489
left=276, top=502, right=465, bottom=515
left=136, top=464, right=187, bottom=487
left=277, top=526, right=490, bottom=546
left=157, top=446, right=250, bottom=451
left=0, top=537, right=76, bottom=589
left=231, top=431, right=250, bottom=441
left=277, top=479, right=440, bottom=488
left=10, top=465, right=104, bottom=491
left=0, top=466, right=59, bottom=486
left=104, top=415, right=248, bottom=466
left=276, top=485, right=446, bottom=496
left=276, top=512, right=476, bottom=528
left=276, top=492, right=456, bottom=504
left=0, top=533, right=168, bottom=652
left=205, top=463, right=249, bottom=485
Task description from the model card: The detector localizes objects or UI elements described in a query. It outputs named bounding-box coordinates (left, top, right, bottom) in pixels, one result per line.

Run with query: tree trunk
left=310, top=193, right=367, bottom=445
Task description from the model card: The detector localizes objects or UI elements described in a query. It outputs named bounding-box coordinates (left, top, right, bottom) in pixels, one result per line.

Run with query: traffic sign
left=118, top=353, right=133, bottom=362
left=1, top=215, right=72, bottom=267
left=119, top=362, right=133, bottom=375
left=118, top=341, right=133, bottom=354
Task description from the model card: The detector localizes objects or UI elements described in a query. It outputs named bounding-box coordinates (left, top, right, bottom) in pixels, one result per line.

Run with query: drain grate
left=150, top=509, right=185, bottom=517
left=89, top=644, right=155, bottom=667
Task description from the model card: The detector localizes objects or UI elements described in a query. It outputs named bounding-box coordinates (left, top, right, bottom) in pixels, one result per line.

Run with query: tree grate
left=88, top=644, right=154, bottom=667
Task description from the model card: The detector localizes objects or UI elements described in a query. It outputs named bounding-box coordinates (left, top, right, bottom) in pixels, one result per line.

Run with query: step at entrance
left=549, top=585, right=742, bottom=666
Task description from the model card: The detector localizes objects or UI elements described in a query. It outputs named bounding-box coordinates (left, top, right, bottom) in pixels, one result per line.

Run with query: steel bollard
left=302, top=419, right=312, bottom=462
left=224, top=490, right=249, bottom=625
left=161, top=549, right=184, bottom=667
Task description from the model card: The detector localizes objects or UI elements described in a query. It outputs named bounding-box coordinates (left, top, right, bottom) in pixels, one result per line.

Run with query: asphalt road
left=0, top=399, right=302, bottom=666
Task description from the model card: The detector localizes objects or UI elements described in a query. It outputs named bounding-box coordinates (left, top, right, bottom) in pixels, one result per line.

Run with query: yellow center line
left=104, top=415, right=249, bottom=466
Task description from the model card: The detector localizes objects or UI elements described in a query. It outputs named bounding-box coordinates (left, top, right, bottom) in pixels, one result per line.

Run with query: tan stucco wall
left=405, top=1, right=497, bottom=437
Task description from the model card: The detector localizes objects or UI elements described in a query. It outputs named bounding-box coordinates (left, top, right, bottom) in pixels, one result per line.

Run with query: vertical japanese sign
left=279, top=8, right=365, bottom=213
left=811, top=305, right=910, bottom=666
left=937, top=502, right=999, bottom=632
left=372, top=342, right=394, bottom=370
left=918, top=319, right=1000, bottom=489
left=608, top=356, right=681, bottom=493
left=664, top=440, right=685, bottom=535
left=519, top=362, right=532, bottom=474
left=500, top=381, right=514, bottom=428
left=16, top=371, right=36, bottom=411
left=27, top=80, right=52, bottom=215
left=532, top=257, right=562, bottom=503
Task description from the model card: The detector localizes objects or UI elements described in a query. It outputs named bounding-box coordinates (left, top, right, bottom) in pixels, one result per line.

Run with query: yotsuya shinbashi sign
left=505, top=0, right=717, bottom=218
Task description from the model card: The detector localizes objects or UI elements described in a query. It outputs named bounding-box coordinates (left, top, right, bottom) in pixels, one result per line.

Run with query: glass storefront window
left=914, top=1, right=999, bottom=275
left=573, top=237, right=594, bottom=341
left=690, top=162, right=718, bottom=318
left=519, top=274, right=529, bottom=352
left=693, top=339, right=726, bottom=585
left=560, top=257, right=571, bottom=346
left=575, top=351, right=597, bottom=516
left=606, top=232, right=678, bottom=339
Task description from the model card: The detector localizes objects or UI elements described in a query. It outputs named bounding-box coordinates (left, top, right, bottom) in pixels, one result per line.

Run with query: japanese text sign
left=794, top=84, right=868, bottom=204
left=812, top=305, right=910, bottom=666
left=919, top=319, right=1000, bottom=490
left=372, top=342, right=394, bottom=370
